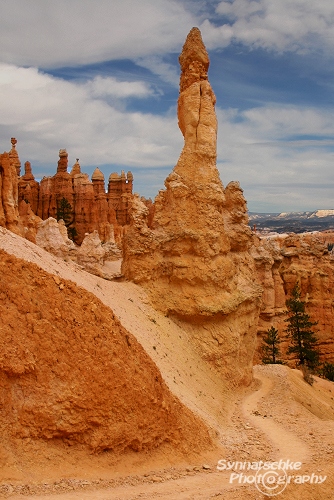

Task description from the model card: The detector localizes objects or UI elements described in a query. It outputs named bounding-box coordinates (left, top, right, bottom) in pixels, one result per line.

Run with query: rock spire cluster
left=13, top=145, right=134, bottom=244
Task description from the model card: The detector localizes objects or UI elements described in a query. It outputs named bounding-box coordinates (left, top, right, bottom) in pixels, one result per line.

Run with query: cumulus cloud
left=202, top=0, right=334, bottom=55
left=0, top=0, right=196, bottom=68
left=216, top=106, right=334, bottom=211
left=2, top=1, right=334, bottom=210
left=0, top=63, right=182, bottom=172
left=1, top=61, right=334, bottom=210
left=86, top=76, right=154, bottom=99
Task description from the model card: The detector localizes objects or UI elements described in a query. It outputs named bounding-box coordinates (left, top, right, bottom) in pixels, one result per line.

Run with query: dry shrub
left=301, top=365, right=314, bottom=386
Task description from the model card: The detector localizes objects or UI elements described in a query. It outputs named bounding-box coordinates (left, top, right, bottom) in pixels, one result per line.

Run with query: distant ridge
left=249, top=210, right=334, bottom=233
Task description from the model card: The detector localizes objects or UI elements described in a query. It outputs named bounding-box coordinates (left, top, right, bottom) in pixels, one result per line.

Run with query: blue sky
left=1, top=0, right=334, bottom=212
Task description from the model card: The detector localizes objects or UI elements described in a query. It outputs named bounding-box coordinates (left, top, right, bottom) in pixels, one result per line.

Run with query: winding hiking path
left=243, top=366, right=309, bottom=464
left=10, top=368, right=313, bottom=500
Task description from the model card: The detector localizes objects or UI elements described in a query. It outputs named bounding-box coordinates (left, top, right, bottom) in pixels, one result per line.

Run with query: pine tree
left=285, top=284, right=319, bottom=368
left=261, top=326, right=283, bottom=364
left=56, top=197, right=74, bottom=227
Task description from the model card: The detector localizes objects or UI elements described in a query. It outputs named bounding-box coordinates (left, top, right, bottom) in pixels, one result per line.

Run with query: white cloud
left=0, top=0, right=196, bottom=68
left=216, top=106, right=334, bottom=211
left=204, top=0, right=334, bottom=54
left=0, top=63, right=182, bottom=170
left=4, top=0, right=333, bottom=69
left=2, top=0, right=334, bottom=212
left=199, top=19, right=234, bottom=49
left=86, top=76, right=153, bottom=99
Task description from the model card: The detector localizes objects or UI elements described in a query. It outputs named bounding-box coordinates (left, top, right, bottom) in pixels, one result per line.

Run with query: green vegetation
left=320, top=362, right=334, bottom=382
left=56, top=197, right=73, bottom=227
left=67, top=226, right=78, bottom=241
left=285, top=284, right=319, bottom=369
left=261, top=326, right=284, bottom=364
left=56, top=197, right=77, bottom=242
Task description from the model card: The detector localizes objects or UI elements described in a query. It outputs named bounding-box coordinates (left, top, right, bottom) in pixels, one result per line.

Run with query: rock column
left=122, top=28, right=262, bottom=385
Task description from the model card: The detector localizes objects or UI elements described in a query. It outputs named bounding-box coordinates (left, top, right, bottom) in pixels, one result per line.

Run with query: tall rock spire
left=57, top=149, right=69, bottom=173
left=9, top=138, right=21, bottom=177
left=122, top=29, right=262, bottom=385
left=177, top=27, right=217, bottom=163
left=179, top=27, right=209, bottom=92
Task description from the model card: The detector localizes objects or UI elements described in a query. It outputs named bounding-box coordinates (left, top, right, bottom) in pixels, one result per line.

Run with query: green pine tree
left=285, top=284, right=319, bottom=369
left=261, top=326, right=283, bottom=364
left=56, top=197, right=74, bottom=227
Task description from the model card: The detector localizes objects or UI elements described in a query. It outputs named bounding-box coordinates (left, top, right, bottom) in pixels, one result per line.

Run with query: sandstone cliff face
left=0, top=248, right=211, bottom=454
left=18, top=199, right=42, bottom=243
left=38, top=150, right=75, bottom=230
left=35, top=154, right=132, bottom=244
left=253, top=233, right=334, bottom=364
left=122, top=28, right=262, bottom=385
left=2, top=138, right=133, bottom=246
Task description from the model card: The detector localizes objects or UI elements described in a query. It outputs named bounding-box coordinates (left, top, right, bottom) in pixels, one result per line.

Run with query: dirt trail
left=9, top=472, right=238, bottom=500
left=6, top=368, right=316, bottom=500
left=5, top=366, right=334, bottom=500
left=243, top=366, right=309, bottom=463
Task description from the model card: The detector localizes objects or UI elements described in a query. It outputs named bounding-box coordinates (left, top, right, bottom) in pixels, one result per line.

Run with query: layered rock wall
left=253, top=233, right=334, bottom=364
left=122, top=28, right=262, bottom=385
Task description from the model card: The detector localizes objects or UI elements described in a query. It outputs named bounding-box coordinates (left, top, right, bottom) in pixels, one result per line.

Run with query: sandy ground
left=0, top=227, right=334, bottom=499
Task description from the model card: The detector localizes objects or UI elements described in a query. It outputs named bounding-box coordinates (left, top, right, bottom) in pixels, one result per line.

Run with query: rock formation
left=0, top=248, right=211, bottom=454
left=108, top=171, right=133, bottom=225
left=1, top=137, right=134, bottom=246
left=18, top=161, right=40, bottom=214
left=122, top=28, right=262, bottom=385
left=15, top=149, right=133, bottom=245
left=36, top=217, right=75, bottom=259
left=76, top=230, right=106, bottom=276
left=0, top=142, right=20, bottom=234
left=17, top=199, right=42, bottom=243
left=253, top=232, right=334, bottom=364
left=38, top=149, right=74, bottom=222
left=9, top=138, right=21, bottom=177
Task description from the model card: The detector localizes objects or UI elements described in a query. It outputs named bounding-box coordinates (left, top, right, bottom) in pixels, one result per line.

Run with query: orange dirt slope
left=0, top=248, right=212, bottom=465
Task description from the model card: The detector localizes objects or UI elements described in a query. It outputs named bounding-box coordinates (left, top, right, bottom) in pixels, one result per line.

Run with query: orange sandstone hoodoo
left=122, top=28, right=263, bottom=386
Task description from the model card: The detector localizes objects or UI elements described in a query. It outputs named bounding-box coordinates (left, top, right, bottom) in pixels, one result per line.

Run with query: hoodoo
left=122, top=28, right=262, bottom=385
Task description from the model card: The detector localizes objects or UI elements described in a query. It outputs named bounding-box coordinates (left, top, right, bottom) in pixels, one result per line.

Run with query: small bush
left=320, top=362, right=334, bottom=382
